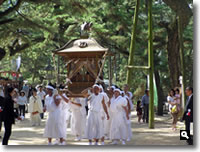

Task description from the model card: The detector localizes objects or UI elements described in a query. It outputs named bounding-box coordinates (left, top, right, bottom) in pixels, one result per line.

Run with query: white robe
left=99, top=91, right=109, bottom=138
left=110, top=96, right=127, bottom=140
left=104, top=96, right=115, bottom=137
left=28, top=95, right=43, bottom=125
left=124, top=96, right=133, bottom=140
left=70, top=98, right=83, bottom=137
left=43, top=95, right=67, bottom=139
left=80, top=98, right=87, bottom=137
left=62, top=93, right=71, bottom=129
left=86, top=93, right=104, bottom=140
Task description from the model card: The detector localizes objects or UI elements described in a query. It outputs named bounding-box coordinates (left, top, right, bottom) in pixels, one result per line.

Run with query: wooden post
left=57, top=55, right=60, bottom=84
left=126, top=0, right=140, bottom=84
left=178, top=16, right=186, bottom=106
left=108, top=55, right=112, bottom=86
left=148, top=0, right=154, bottom=129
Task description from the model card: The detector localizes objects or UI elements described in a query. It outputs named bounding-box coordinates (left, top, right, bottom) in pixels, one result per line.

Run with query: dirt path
left=0, top=111, right=190, bottom=145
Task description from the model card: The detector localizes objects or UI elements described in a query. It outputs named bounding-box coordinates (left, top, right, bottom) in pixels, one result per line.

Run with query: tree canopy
left=0, top=0, right=193, bottom=101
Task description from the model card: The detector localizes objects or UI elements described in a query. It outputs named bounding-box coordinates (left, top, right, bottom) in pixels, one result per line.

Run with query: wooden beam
left=126, top=65, right=150, bottom=69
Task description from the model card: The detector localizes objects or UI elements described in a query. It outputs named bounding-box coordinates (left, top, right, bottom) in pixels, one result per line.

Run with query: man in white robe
left=123, top=84, right=133, bottom=141
left=122, top=91, right=132, bottom=141
left=99, top=85, right=109, bottom=145
left=28, top=88, right=43, bottom=126
left=85, top=84, right=109, bottom=145
left=110, top=88, right=129, bottom=145
left=70, top=97, right=83, bottom=141
left=43, top=85, right=68, bottom=145
left=104, top=85, right=115, bottom=139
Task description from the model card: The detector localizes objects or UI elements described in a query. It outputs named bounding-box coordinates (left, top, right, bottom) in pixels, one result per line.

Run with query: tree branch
left=0, top=0, right=22, bottom=18
left=0, top=18, right=14, bottom=25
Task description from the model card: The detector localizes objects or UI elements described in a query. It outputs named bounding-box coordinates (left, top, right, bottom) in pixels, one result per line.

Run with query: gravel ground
left=0, top=111, right=191, bottom=146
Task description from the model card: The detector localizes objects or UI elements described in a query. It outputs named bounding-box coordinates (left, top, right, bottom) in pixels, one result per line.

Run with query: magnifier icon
left=181, top=131, right=189, bottom=139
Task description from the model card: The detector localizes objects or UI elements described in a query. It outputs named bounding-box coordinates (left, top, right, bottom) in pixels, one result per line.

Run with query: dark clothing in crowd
left=2, top=95, right=18, bottom=145
left=142, top=104, right=149, bottom=123
left=0, top=96, right=5, bottom=135
left=136, top=106, right=142, bottom=116
left=182, top=95, right=193, bottom=145
left=19, top=105, right=26, bottom=117
left=40, top=100, right=45, bottom=119
left=142, top=94, right=149, bottom=123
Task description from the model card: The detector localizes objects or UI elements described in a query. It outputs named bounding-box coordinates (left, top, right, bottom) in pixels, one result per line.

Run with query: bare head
left=32, top=88, right=37, bottom=96
left=185, top=87, right=193, bottom=97
left=123, top=84, right=129, bottom=92
left=38, top=86, right=43, bottom=92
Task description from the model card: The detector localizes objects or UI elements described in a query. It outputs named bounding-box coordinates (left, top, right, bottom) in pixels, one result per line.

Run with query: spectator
left=37, top=85, right=46, bottom=119
left=182, top=87, right=193, bottom=145
left=2, top=87, right=20, bottom=145
left=13, top=88, right=19, bottom=118
left=167, top=89, right=180, bottom=131
left=141, top=89, right=149, bottom=123
left=136, top=100, right=143, bottom=124
left=0, top=85, right=5, bottom=139
left=18, top=90, right=28, bottom=118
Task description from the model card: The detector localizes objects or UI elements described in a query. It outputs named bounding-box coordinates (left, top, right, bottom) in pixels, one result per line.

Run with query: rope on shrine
left=95, top=52, right=108, bottom=84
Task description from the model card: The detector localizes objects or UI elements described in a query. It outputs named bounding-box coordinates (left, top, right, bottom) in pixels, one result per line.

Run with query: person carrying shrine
left=85, top=84, right=109, bottom=145
left=43, top=85, right=68, bottom=145
left=110, top=88, right=129, bottom=145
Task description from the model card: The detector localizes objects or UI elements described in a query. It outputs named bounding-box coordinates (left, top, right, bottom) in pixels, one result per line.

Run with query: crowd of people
left=0, top=83, right=136, bottom=145
left=0, top=83, right=193, bottom=145
left=167, top=87, right=193, bottom=145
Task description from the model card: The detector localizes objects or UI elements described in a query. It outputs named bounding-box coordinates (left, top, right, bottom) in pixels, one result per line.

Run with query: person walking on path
left=136, top=100, right=143, bottom=124
left=18, top=90, right=28, bottom=119
left=85, top=84, right=109, bottom=145
left=141, top=89, right=149, bottom=123
left=2, top=87, right=21, bottom=145
left=167, top=89, right=180, bottom=131
left=37, top=85, right=46, bottom=119
left=28, top=88, right=43, bottom=126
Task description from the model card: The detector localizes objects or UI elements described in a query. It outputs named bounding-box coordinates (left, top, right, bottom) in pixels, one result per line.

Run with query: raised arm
left=60, top=94, right=69, bottom=103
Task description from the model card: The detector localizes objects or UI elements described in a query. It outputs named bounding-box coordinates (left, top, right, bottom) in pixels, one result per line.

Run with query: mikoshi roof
left=53, top=38, right=108, bottom=57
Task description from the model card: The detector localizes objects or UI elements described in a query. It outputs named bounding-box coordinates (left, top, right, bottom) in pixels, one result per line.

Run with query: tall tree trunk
left=166, top=20, right=181, bottom=88
left=162, top=0, right=192, bottom=89
left=154, top=70, right=164, bottom=116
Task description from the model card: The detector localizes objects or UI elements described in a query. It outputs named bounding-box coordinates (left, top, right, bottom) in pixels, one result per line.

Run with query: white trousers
left=71, top=110, right=82, bottom=137
left=86, top=110, right=101, bottom=140
left=110, top=112, right=127, bottom=140
left=126, top=113, right=132, bottom=140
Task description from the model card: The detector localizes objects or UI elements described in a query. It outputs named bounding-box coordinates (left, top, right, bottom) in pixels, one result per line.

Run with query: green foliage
left=0, top=0, right=193, bottom=97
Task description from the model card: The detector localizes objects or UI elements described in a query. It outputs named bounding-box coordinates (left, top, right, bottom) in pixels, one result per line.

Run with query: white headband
left=46, top=85, right=54, bottom=90
left=93, top=84, right=100, bottom=88
left=114, top=88, right=122, bottom=94
left=111, top=86, right=116, bottom=90
left=99, top=85, right=104, bottom=91
left=56, top=95, right=61, bottom=100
